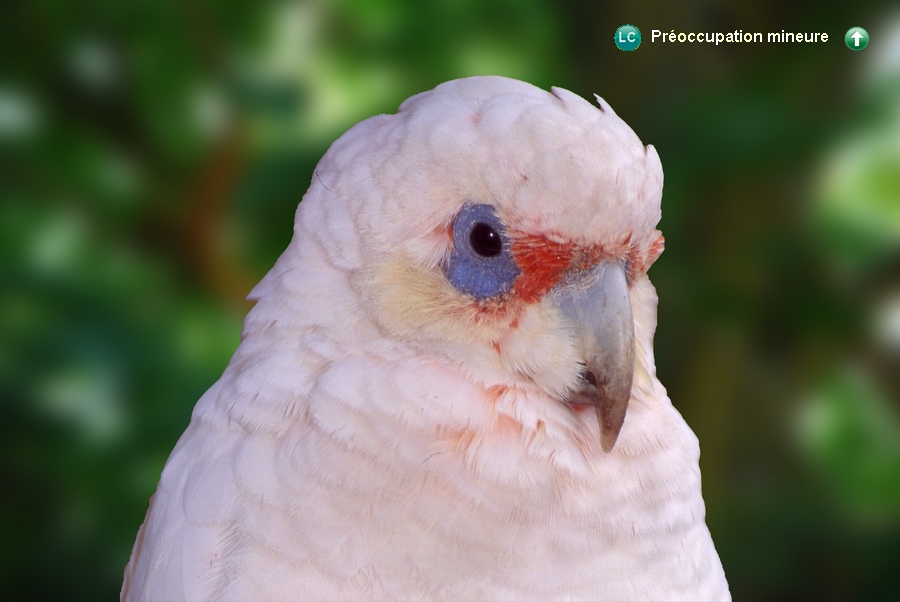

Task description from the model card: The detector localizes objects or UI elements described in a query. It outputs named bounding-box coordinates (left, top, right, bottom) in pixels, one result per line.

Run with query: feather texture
left=123, top=76, right=729, bottom=601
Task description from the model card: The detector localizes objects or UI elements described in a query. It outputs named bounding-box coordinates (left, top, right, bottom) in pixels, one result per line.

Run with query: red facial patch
left=462, top=228, right=663, bottom=321
left=508, top=234, right=577, bottom=303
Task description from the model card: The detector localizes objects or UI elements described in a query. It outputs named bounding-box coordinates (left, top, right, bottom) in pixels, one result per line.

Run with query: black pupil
left=469, top=223, right=503, bottom=257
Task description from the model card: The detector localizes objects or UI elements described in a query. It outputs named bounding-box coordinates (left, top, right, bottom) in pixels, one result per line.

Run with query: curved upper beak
left=552, top=261, right=635, bottom=452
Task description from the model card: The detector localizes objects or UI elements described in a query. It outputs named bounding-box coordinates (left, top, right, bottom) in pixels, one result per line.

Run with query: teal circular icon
left=615, top=25, right=641, bottom=52
left=845, top=26, right=869, bottom=51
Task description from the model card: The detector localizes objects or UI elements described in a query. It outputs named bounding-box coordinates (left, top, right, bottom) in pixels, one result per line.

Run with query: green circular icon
left=845, top=26, right=869, bottom=51
left=615, top=25, right=641, bottom=52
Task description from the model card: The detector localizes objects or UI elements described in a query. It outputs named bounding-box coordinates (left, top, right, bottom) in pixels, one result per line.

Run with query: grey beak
left=552, top=261, right=635, bottom=452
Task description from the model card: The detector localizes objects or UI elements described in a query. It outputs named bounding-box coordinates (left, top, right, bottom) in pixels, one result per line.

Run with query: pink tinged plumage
left=122, top=76, right=730, bottom=601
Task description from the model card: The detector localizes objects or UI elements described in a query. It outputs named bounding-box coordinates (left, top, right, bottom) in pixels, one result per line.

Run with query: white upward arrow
left=851, top=31, right=863, bottom=46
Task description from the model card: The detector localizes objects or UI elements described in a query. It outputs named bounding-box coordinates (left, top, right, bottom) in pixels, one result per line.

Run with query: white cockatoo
left=123, top=76, right=730, bottom=601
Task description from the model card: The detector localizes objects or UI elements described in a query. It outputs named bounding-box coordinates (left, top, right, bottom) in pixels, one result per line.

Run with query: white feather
left=122, top=76, right=729, bottom=601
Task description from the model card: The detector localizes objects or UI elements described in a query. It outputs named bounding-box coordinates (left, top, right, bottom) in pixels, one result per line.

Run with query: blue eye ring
left=443, top=203, right=520, bottom=300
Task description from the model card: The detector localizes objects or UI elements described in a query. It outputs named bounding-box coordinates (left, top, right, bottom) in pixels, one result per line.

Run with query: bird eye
left=443, top=203, right=520, bottom=299
left=469, top=223, right=503, bottom=257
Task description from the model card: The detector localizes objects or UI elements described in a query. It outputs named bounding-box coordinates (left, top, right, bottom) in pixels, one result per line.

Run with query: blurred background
left=1, top=1, right=898, bottom=599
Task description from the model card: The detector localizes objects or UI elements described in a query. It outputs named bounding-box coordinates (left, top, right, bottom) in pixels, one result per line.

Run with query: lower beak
left=552, top=261, right=635, bottom=452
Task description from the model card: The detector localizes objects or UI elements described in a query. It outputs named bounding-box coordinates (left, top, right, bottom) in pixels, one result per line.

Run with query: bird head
left=270, top=76, right=664, bottom=453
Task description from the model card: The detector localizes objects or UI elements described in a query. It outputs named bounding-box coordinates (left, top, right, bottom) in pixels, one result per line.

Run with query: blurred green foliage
left=1, top=1, right=898, bottom=599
